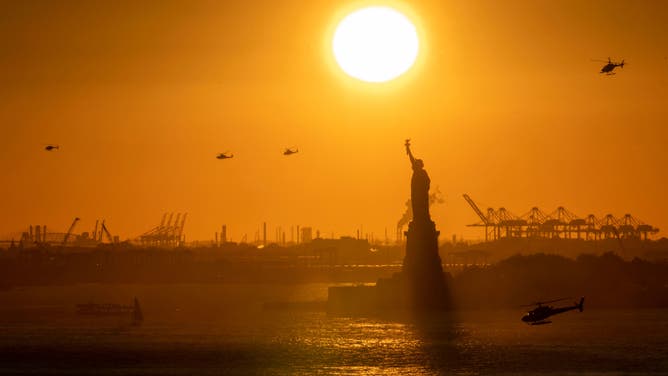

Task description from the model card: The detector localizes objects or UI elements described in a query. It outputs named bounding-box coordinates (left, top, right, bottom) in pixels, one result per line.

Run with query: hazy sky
left=1, top=0, right=667, bottom=242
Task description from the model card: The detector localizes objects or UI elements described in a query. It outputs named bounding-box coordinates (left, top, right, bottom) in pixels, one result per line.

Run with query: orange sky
left=1, top=0, right=667, bottom=242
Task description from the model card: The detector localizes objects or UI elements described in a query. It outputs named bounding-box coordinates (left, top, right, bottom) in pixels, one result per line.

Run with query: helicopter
left=283, top=147, right=298, bottom=156
left=593, top=58, right=625, bottom=75
left=45, top=145, right=60, bottom=151
left=216, top=152, right=233, bottom=159
left=521, top=297, right=584, bottom=325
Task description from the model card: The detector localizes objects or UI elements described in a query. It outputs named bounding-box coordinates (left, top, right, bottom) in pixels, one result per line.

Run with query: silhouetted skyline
left=1, top=0, right=667, bottom=242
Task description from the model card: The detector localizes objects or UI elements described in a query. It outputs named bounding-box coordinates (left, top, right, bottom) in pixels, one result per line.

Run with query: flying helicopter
left=593, top=58, right=625, bottom=75
left=216, top=152, right=233, bottom=159
left=521, top=297, right=584, bottom=325
left=283, top=147, right=298, bottom=156
left=45, top=144, right=60, bottom=151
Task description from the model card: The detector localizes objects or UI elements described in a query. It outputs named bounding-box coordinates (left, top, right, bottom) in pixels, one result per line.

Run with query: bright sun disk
left=332, top=6, right=419, bottom=83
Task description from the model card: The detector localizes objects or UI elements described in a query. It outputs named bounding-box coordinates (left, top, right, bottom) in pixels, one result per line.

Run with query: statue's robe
left=411, top=167, right=430, bottom=222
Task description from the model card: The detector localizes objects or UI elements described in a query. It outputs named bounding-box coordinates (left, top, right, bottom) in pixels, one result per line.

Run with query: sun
left=332, top=6, right=419, bottom=83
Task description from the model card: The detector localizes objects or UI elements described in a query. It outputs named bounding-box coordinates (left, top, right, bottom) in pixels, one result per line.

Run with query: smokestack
left=222, top=225, right=227, bottom=244
left=263, top=222, right=267, bottom=246
left=396, top=190, right=444, bottom=236
left=43, top=225, right=47, bottom=242
left=297, top=225, right=300, bottom=244
left=215, top=232, right=218, bottom=246
left=35, top=225, right=41, bottom=244
left=29, top=225, right=33, bottom=242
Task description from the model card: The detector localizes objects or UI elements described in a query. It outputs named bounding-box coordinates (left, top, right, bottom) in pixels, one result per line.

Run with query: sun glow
left=332, top=6, right=419, bottom=83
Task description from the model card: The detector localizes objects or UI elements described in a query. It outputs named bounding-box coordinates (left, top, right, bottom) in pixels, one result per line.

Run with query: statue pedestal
left=401, top=219, right=450, bottom=310
left=328, top=219, right=451, bottom=313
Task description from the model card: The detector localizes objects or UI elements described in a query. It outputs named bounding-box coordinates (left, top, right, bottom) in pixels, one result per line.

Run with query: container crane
left=100, top=220, right=114, bottom=243
left=463, top=196, right=659, bottom=242
left=463, top=194, right=497, bottom=241
left=177, top=213, right=187, bottom=246
left=61, top=217, right=80, bottom=247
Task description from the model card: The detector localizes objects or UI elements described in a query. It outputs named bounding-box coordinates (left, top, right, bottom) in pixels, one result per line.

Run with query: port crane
left=139, top=212, right=187, bottom=247
left=463, top=194, right=659, bottom=241
left=100, top=220, right=114, bottom=243
left=61, top=217, right=80, bottom=247
left=463, top=194, right=497, bottom=241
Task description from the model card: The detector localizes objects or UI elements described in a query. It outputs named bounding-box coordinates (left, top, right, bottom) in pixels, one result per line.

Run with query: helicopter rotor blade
left=590, top=59, right=609, bottom=63
left=540, top=297, right=573, bottom=304
left=522, top=297, right=574, bottom=307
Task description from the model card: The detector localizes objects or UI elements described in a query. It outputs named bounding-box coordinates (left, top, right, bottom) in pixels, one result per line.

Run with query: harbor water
left=0, top=284, right=667, bottom=375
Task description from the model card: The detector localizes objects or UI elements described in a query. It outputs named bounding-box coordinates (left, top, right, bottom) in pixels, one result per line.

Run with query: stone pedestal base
left=327, top=219, right=451, bottom=313
left=401, top=219, right=449, bottom=310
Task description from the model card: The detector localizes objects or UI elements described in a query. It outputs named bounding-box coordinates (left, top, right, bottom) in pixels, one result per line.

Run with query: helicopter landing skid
left=530, top=320, right=552, bottom=325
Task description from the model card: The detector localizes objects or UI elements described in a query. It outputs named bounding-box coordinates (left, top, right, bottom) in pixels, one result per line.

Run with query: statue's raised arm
left=405, top=139, right=416, bottom=166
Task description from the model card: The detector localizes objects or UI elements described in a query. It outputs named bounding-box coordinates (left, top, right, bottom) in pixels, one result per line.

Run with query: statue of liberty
left=405, top=139, right=431, bottom=223
left=400, top=139, right=449, bottom=310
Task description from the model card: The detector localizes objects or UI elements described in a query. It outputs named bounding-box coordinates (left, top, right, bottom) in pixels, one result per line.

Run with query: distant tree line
left=451, top=252, right=668, bottom=309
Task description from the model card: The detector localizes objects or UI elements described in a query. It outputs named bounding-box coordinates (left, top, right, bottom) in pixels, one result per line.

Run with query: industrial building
left=13, top=217, right=121, bottom=248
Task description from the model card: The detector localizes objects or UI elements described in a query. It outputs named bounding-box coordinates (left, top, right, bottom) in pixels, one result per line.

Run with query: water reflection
left=402, top=311, right=465, bottom=374
left=1, top=285, right=667, bottom=374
